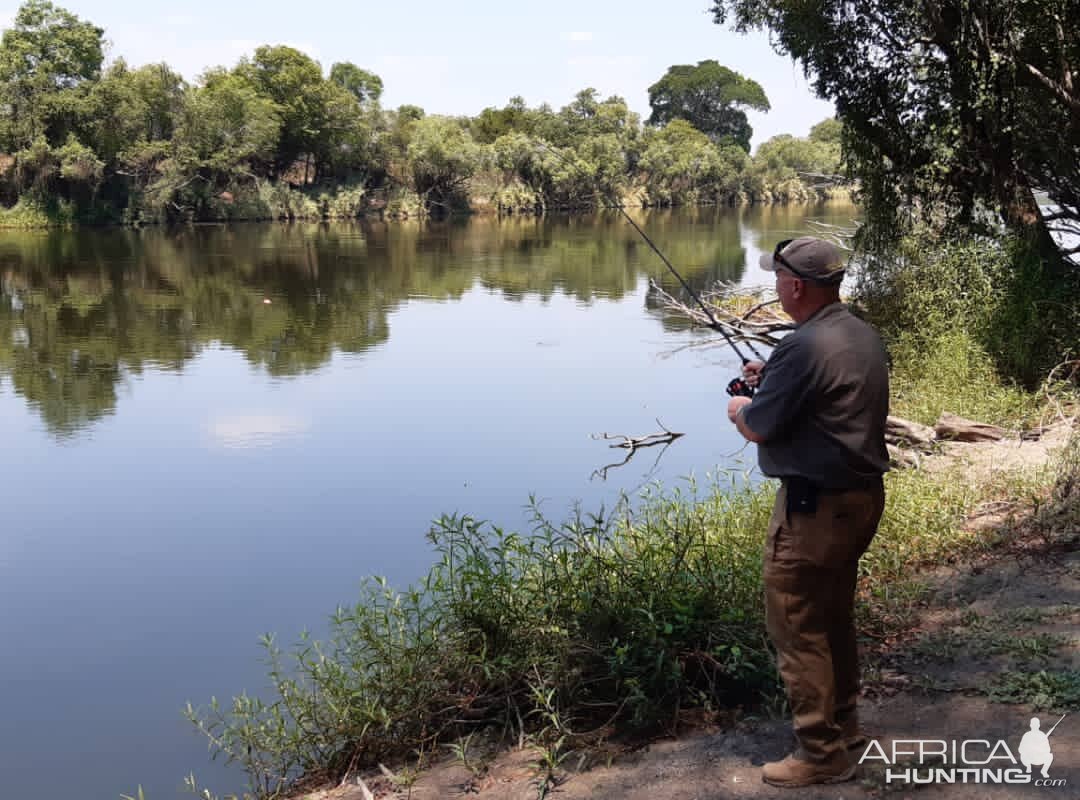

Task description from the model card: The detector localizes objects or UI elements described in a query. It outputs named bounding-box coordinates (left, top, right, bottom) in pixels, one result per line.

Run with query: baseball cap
left=759, top=237, right=846, bottom=284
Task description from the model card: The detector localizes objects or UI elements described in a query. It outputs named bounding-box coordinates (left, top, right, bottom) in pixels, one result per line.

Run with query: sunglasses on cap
left=771, top=238, right=812, bottom=280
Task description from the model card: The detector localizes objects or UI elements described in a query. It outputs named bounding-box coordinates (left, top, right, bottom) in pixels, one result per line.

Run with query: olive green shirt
left=741, top=302, right=890, bottom=489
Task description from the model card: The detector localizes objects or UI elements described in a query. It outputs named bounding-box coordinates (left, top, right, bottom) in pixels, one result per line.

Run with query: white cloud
left=207, top=414, right=311, bottom=450
left=0, top=9, right=14, bottom=31
left=561, top=31, right=594, bottom=43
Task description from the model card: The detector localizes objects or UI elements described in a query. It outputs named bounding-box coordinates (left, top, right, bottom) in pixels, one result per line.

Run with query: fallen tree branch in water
left=647, top=279, right=793, bottom=351
left=591, top=418, right=684, bottom=481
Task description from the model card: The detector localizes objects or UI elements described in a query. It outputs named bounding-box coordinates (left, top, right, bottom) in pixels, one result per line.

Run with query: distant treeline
left=0, top=1, right=844, bottom=226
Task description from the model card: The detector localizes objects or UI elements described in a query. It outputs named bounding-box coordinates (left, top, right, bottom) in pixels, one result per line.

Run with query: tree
left=808, top=118, right=841, bottom=146
left=83, top=60, right=186, bottom=166
left=552, top=89, right=641, bottom=146
left=404, top=116, right=481, bottom=210
left=329, top=62, right=383, bottom=105
left=747, top=132, right=839, bottom=202
left=471, top=96, right=532, bottom=144
left=647, top=60, right=769, bottom=151
left=174, top=69, right=281, bottom=178
left=639, top=119, right=747, bottom=205
left=0, top=0, right=105, bottom=150
left=711, top=1, right=1080, bottom=244
left=235, top=45, right=334, bottom=178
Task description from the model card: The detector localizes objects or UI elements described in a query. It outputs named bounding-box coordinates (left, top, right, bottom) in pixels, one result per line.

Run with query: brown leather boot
left=761, top=753, right=856, bottom=788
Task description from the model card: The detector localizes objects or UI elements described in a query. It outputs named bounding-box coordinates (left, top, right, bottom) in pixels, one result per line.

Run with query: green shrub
left=186, top=476, right=778, bottom=793
left=318, top=184, right=367, bottom=218
left=0, top=196, right=77, bottom=227
left=856, top=232, right=1080, bottom=389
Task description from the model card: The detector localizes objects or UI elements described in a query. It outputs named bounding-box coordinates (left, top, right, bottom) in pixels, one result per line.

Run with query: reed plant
left=185, top=474, right=777, bottom=795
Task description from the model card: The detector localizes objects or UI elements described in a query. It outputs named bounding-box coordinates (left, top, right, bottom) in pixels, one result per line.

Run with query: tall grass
left=888, top=330, right=1041, bottom=427
left=187, top=476, right=778, bottom=791
left=856, top=231, right=1080, bottom=399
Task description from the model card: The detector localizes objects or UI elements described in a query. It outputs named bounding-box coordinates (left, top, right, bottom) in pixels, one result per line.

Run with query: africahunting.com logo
left=859, top=714, right=1067, bottom=787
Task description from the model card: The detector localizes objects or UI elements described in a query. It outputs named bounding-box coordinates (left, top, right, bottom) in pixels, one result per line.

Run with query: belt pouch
left=785, top=476, right=819, bottom=515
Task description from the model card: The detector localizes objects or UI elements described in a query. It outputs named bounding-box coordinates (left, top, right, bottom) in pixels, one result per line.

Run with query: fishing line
left=535, top=141, right=768, bottom=393
left=535, top=142, right=767, bottom=360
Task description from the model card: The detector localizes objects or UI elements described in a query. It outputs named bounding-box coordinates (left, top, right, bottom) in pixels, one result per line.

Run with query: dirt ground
left=302, top=421, right=1079, bottom=800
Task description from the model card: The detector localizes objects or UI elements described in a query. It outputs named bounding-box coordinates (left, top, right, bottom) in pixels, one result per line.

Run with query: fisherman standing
left=726, top=237, right=890, bottom=787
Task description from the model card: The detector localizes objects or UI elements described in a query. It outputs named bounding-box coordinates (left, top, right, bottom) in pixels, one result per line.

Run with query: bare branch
left=648, top=278, right=790, bottom=349
left=1022, top=62, right=1080, bottom=116
left=741, top=297, right=780, bottom=321
left=590, top=420, right=685, bottom=481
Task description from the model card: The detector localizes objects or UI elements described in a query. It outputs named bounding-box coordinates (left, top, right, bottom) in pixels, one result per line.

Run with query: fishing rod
left=535, top=141, right=766, bottom=397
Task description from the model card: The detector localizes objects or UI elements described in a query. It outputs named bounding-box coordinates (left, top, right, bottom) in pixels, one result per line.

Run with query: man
left=1019, top=717, right=1054, bottom=779
left=726, top=237, right=890, bottom=787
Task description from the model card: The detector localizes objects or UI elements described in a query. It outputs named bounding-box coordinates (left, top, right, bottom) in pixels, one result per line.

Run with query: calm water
left=0, top=203, right=857, bottom=799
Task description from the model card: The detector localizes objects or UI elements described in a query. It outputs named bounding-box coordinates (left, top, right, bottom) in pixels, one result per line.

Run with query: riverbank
left=0, top=183, right=854, bottom=228
left=177, top=406, right=1079, bottom=800
left=292, top=417, right=1080, bottom=800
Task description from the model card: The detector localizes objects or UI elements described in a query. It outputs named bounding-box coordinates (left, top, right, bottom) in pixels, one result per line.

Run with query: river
left=0, top=203, right=857, bottom=799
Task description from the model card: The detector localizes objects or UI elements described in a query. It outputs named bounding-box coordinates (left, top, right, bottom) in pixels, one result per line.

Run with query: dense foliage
left=0, top=1, right=843, bottom=225
left=646, top=60, right=770, bottom=151
left=711, top=0, right=1080, bottom=250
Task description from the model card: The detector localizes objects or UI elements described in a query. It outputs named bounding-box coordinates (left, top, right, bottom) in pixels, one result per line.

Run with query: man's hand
left=727, top=395, right=753, bottom=424
left=728, top=395, right=764, bottom=443
left=742, top=360, right=765, bottom=388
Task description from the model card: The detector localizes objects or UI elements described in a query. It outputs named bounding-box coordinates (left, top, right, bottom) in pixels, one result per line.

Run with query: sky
left=0, top=0, right=836, bottom=151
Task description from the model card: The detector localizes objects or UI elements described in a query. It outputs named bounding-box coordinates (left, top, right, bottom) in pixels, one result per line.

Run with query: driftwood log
left=887, top=443, right=922, bottom=469
left=886, top=416, right=937, bottom=450
left=934, top=412, right=1008, bottom=442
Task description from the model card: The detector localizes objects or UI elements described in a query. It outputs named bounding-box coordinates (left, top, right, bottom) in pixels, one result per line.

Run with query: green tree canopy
left=83, top=60, right=186, bottom=166
left=746, top=131, right=839, bottom=202
left=640, top=119, right=747, bottom=205
left=551, top=89, right=641, bottom=147
left=470, top=96, right=533, bottom=144
left=329, top=62, right=383, bottom=105
left=0, top=0, right=105, bottom=150
left=711, top=0, right=1080, bottom=243
left=647, top=60, right=770, bottom=152
left=234, top=45, right=334, bottom=176
left=176, top=69, right=281, bottom=176
left=404, top=116, right=482, bottom=210
left=808, top=117, right=841, bottom=146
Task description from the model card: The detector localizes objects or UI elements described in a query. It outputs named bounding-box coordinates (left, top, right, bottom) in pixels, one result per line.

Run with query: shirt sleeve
left=740, top=334, right=816, bottom=442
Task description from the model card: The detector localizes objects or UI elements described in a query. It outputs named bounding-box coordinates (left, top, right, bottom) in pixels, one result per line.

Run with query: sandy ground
left=301, top=421, right=1079, bottom=800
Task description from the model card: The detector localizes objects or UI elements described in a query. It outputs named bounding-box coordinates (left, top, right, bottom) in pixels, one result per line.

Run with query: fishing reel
left=726, top=377, right=755, bottom=398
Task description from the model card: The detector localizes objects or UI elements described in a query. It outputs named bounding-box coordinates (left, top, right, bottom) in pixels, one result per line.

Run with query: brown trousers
left=764, top=479, right=886, bottom=763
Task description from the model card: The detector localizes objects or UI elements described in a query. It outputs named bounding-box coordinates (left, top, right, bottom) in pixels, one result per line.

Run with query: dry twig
left=590, top=418, right=684, bottom=481
left=647, top=278, right=793, bottom=352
